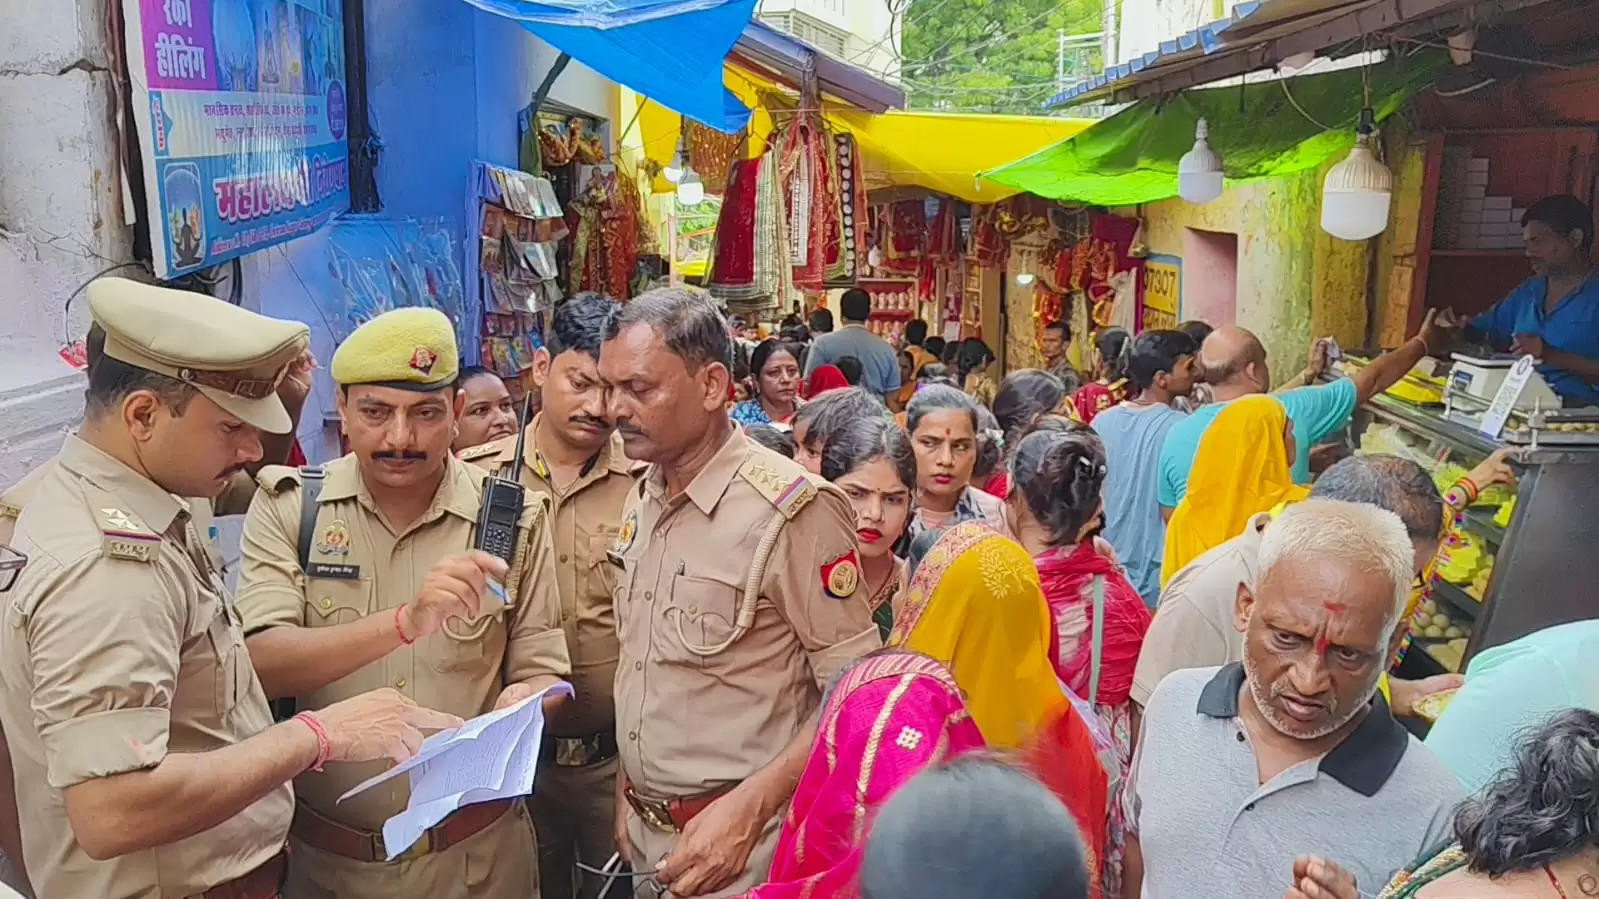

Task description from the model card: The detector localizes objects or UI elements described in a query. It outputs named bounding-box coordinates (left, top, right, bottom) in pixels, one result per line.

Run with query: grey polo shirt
left=1126, top=665, right=1462, bottom=898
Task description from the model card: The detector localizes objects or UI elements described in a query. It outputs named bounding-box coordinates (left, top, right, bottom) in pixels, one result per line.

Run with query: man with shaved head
left=1157, top=314, right=1443, bottom=511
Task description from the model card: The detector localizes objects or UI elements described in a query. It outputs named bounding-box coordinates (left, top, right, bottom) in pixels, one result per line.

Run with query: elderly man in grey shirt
left=1124, top=500, right=1463, bottom=899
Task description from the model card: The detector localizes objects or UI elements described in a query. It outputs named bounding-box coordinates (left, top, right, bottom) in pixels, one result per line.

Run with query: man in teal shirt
left=1425, top=621, right=1599, bottom=795
left=1158, top=318, right=1444, bottom=510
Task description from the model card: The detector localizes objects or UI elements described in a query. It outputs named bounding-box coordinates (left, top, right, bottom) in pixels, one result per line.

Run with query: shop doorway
left=1182, top=228, right=1239, bottom=326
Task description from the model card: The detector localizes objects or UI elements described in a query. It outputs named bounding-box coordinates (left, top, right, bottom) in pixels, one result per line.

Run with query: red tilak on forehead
left=1322, top=602, right=1347, bottom=614
left=1315, top=636, right=1331, bottom=655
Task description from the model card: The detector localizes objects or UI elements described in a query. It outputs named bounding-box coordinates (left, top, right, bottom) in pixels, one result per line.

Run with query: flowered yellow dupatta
left=887, top=522, right=1067, bottom=749
left=1161, top=395, right=1311, bottom=586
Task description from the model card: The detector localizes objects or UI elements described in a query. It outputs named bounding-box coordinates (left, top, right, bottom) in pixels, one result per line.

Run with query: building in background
left=758, top=0, right=900, bottom=82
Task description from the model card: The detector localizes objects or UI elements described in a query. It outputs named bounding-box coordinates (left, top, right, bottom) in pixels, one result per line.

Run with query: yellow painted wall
left=1122, top=158, right=1373, bottom=387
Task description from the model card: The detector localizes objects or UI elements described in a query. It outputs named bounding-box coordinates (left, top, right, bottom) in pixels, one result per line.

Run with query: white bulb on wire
left=663, top=136, right=686, bottom=184
left=1177, top=118, right=1224, bottom=204
left=676, top=169, right=704, bottom=205
left=1321, top=108, right=1392, bottom=241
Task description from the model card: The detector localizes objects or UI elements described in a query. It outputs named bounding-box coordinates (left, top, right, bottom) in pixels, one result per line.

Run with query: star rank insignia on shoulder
left=96, top=507, right=161, bottom=562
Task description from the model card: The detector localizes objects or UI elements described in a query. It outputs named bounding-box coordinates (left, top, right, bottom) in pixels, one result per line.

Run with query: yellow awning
left=635, top=68, right=1093, bottom=203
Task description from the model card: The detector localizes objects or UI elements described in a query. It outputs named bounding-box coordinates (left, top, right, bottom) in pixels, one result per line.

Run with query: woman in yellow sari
left=887, top=521, right=1111, bottom=896
left=1161, top=394, right=1310, bottom=585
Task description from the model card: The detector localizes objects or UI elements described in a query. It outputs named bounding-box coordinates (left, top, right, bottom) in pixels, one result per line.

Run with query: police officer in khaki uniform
left=0, top=278, right=457, bottom=899
left=0, top=321, right=314, bottom=898
left=460, top=293, right=636, bottom=899
left=598, top=289, right=880, bottom=899
left=235, top=307, right=571, bottom=899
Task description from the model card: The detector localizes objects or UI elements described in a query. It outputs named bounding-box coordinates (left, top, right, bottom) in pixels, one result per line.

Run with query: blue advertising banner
left=122, top=0, right=350, bottom=277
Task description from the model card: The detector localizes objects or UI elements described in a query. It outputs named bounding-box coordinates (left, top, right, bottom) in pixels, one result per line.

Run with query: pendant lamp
left=675, top=168, right=704, bottom=205
left=1321, top=107, right=1392, bottom=241
left=1177, top=118, right=1224, bottom=204
left=663, top=136, right=686, bottom=184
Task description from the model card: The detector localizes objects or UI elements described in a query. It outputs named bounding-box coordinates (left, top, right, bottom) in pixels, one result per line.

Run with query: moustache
left=372, top=451, right=429, bottom=462
left=570, top=415, right=610, bottom=430
left=218, top=463, right=250, bottom=480
left=616, top=422, right=646, bottom=438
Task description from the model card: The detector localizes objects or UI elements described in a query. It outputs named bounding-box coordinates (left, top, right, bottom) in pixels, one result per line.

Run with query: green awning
left=981, top=55, right=1447, bottom=207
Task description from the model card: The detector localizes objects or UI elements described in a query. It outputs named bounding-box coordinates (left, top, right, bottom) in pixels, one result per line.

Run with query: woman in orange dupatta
left=744, top=651, right=985, bottom=899
left=886, top=521, right=1110, bottom=896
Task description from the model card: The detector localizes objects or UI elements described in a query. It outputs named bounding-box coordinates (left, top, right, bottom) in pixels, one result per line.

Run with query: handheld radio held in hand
left=475, top=394, right=531, bottom=564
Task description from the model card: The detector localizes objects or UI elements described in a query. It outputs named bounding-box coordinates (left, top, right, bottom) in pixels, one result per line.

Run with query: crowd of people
left=0, top=276, right=1595, bottom=899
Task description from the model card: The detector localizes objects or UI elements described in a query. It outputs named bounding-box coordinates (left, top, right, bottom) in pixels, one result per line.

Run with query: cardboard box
left=1465, top=182, right=1487, bottom=199
left=1466, top=157, right=1491, bottom=172
left=1485, top=196, right=1513, bottom=210
left=1482, top=207, right=1513, bottom=224
left=1465, top=170, right=1490, bottom=187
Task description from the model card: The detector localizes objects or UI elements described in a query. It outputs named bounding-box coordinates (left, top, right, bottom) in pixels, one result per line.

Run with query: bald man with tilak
left=1158, top=313, right=1447, bottom=511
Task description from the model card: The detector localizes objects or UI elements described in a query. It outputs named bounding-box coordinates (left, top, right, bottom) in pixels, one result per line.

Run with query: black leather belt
left=539, top=730, right=619, bottom=768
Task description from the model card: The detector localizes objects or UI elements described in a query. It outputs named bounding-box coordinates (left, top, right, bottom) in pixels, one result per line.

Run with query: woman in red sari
left=1068, top=328, right=1130, bottom=425
left=743, top=650, right=985, bottom=899
left=1003, top=423, right=1152, bottom=898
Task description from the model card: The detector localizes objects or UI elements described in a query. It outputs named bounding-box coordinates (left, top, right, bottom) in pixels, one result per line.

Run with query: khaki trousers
left=530, top=754, right=619, bottom=899
left=284, top=802, right=539, bottom=899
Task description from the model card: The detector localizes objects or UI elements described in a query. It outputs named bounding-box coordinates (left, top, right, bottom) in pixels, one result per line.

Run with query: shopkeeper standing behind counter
left=1447, top=194, right=1599, bottom=406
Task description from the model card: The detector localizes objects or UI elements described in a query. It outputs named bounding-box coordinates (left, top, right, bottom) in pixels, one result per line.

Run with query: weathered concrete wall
left=1128, top=159, right=1374, bottom=386
left=0, top=0, right=131, bottom=485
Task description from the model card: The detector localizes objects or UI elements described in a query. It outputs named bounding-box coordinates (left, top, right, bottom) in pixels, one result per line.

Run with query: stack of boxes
left=1434, top=154, right=1526, bottom=250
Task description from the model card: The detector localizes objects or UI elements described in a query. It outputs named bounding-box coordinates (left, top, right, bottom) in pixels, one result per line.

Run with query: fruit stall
left=1337, top=366, right=1599, bottom=678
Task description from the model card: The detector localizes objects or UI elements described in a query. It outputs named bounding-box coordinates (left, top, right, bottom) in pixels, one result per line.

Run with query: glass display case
left=1340, top=389, right=1599, bottom=677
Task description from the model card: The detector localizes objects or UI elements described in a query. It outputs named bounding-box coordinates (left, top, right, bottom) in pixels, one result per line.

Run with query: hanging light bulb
left=663, top=135, right=686, bottom=184
left=675, top=168, right=704, bottom=205
left=1015, top=272, right=1036, bottom=286
left=1321, top=107, right=1392, bottom=241
left=1177, top=118, right=1224, bottom=204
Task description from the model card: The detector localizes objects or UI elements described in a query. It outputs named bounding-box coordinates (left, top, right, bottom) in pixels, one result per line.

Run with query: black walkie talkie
left=475, top=394, right=531, bottom=564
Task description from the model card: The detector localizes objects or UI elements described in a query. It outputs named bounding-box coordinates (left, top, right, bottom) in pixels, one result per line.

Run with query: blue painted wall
left=243, top=1, right=615, bottom=462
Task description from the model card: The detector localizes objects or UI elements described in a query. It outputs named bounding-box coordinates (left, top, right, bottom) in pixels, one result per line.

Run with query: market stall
left=1334, top=357, right=1599, bottom=679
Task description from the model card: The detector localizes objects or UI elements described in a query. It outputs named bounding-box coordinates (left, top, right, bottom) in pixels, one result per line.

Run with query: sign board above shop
left=121, top=0, right=351, bottom=278
left=1141, top=253, right=1181, bottom=331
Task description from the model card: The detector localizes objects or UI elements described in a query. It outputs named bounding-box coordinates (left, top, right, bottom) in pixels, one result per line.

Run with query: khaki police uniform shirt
left=0, top=437, right=291, bottom=899
left=464, top=417, right=634, bottom=739
left=235, top=453, right=570, bottom=832
left=613, top=428, right=880, bottom=796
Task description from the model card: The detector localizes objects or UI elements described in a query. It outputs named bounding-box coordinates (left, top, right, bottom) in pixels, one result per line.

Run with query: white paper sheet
left=337, top=682, right=573, bottom=860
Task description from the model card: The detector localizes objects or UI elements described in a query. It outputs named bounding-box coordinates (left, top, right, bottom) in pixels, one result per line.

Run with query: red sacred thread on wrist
left=294, top=712, right=331, bottom=772
left=394, top=605, right=415, bottom=645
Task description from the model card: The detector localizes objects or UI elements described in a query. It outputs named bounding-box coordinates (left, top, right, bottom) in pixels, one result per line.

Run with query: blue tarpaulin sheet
left=462, top=0, right=757, bottom=132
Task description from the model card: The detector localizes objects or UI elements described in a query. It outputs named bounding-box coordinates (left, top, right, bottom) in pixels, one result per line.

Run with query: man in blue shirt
left=1159, top=318, right=1441, bottom=509
left=803, top=289, right=901, bottom=399
left=1455, top=194, right=1599, bottom=407
left=1095, top=329, right=1198, bottom=607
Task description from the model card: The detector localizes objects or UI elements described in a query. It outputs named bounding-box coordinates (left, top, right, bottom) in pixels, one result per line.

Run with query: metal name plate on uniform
left=306, top=562, right=360, bottom=581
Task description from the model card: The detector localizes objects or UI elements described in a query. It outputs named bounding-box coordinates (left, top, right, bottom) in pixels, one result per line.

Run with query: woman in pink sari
left=1003, top=422, right=1151, bottom=898
left=744, top=650, right=985, bottom=899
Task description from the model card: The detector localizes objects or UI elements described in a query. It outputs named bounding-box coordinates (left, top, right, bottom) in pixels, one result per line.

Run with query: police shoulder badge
left=97, top=507, right=159, bottom=562
left=820, top=551, right=860, bottom=599
left=315, top=520, right=351, bottom=556
left=615, top=509, right=638, bottom=554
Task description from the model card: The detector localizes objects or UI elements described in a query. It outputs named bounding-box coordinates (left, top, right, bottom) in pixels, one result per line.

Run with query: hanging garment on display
left=824, top=132, right=864, bottom=287
left=686, top=121, right=745, bottom=194
left=706, top=152, right=793, bottom=315
left=778, top=116, right=836, bottom=290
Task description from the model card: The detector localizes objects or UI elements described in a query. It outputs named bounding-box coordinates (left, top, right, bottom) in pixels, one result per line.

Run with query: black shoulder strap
left=275, top=465, right=325, bottom=724
left=295, top=465, right=325, bottom=573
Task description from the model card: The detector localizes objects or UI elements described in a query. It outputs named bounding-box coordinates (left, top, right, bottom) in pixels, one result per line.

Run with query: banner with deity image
left=122, top=0, right=350, bottom=277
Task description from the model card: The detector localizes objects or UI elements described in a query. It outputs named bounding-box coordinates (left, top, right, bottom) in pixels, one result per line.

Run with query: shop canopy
left=637, top=68, right=1093, bottom=203
left=981, top=56, right=1445, bottom=207
left=463, top=0, right=759, bottom=132
left=1045, top=0, right=1532, bottom=108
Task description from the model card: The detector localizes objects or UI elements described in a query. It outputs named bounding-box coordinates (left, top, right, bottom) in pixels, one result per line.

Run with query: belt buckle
left=381, top=829, right=432, bottom=863
left=627, top=789, right=675, bottom=834
left=554, top=735, right=592, bottom=767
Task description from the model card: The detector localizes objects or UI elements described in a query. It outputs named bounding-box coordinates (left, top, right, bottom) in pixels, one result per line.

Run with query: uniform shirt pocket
left=659, top=571, right=742, bottom=664
left=304, top=575, right=374, bottom=626
left=206, top=608, right=249, bottom=718
left=423, top=609, right=507, bottom=675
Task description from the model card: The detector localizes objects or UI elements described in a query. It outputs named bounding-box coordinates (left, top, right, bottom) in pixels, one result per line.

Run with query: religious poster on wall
left=1141, top=254, right=1182, bottom=331
left=122, top=0, right=350, bottom=277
